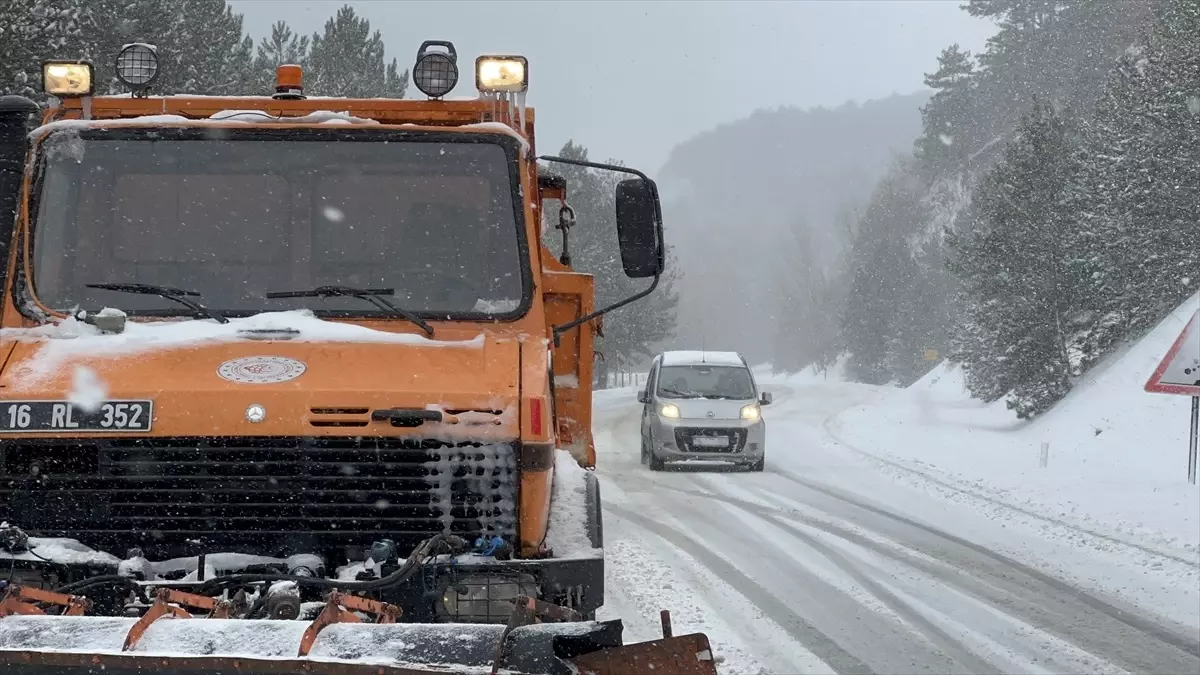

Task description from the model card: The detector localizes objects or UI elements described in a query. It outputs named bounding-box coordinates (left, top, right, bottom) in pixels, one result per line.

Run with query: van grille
left=0, top=437, right=518, bottom=561
left=674, top=428, right=748, bottom=453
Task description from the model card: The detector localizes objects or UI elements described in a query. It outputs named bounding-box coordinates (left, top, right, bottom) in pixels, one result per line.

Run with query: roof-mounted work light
left=476, top=56, right=527, bottom=93
left=413, top=41, right=459, bottom=99
left=42, top=61, right=95, bottom=97
left=115, top=43, right=160, bottom=95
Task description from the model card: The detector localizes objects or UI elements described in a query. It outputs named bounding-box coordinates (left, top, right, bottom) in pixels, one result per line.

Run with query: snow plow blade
left=0, top=597, right=719, bottom=675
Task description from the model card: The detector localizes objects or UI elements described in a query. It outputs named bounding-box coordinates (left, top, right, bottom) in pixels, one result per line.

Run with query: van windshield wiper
left=85, top=283, right=229, bottom=324
left=265, top=285, right=434, bottom=337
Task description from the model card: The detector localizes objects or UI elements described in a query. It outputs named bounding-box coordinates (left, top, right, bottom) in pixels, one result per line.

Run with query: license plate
left=0, top=400, right=154, bottom=433
left=693, top=436, right=729, bottom=448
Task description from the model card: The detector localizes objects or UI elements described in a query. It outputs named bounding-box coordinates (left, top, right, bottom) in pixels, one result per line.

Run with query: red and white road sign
left=1145, top=308, right=1200, bottom=396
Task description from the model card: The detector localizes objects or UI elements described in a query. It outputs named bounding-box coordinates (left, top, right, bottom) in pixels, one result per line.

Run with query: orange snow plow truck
left=0, top=42, right=718, bottom=675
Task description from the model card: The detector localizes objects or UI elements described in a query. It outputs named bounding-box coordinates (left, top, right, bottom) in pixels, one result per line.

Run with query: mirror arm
left=553, top=273, right=660, bottom=348
left=538, top=155, right=651, bottom=181
left=538, top=154, right=666, bottom=348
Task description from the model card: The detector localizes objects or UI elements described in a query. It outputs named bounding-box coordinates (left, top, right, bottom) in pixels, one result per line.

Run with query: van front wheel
left=649, top=451, right=665, bottom=471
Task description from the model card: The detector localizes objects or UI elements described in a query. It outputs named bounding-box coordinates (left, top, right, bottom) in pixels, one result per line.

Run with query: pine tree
left=1069, top=2, right=1200, bottom=364
left=885, top=248, right=953, bottom=385
left=948, top=101, right=1079, bottom=418
left=772, top=223, right=833, bottom=373
left=171, top=0, right=255, bottom=94
left=307, top=5, right=407, bottom=98
left=541, top=142, right=680, bottom=378
left=70, top=0, right=252, bottom=96
left=0, top=0, right=83, bottom=97
left=840, top=163, right=932, bottom=385
left=945, top=197, right=1022, bottom=402
left=253, top=21, right=310, bottom=91
left=915, top=45, right=977, bottom=175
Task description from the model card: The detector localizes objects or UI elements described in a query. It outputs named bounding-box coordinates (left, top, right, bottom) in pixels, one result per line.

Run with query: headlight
left=659, top=403, right=680, bottom=418
left=476, top=56, right=528, bottom=93
left=42, top=61, right=94, bottom=96
left=740, top=404, right=760, bottom=421
left=115, top=43, right=159, bottom=90
left=413, top=40, right=459, bottom=98
left=439, top=573, right=538, bottom=623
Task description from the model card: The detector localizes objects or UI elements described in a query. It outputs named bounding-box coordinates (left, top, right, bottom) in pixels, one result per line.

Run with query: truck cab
left=0, top=41, right=664, bottom=623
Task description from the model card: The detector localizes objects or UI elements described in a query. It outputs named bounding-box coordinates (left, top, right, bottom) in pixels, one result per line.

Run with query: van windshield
left=29, top=129, right=528, bottom=318
left=656, top=365, right=755, bottom=400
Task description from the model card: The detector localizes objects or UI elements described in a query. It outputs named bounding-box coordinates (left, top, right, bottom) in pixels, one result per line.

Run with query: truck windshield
left=656, top=365, right=755, bottom=400
left=30, top=130, right=528, bottom=318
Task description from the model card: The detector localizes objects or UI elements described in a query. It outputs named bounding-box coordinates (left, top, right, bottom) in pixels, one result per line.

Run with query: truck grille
left=0, top=437, right=518, bottom=561
left=674, top=428, right=747, bottom=453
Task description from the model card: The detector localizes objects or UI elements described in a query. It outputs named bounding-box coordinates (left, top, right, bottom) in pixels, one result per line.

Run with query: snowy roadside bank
left=829, top=297, right=1200, bottom=559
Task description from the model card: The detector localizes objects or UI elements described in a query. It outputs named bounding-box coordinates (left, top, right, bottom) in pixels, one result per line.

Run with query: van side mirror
left=637, top=390, right=649, bottom=404
left=615, top=178, right=664, bottom=278
left=759, top=392, right=772, bottom=405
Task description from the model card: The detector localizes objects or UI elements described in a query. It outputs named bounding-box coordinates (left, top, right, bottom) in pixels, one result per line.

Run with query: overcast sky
left=230, top=0, right=996, bottom=172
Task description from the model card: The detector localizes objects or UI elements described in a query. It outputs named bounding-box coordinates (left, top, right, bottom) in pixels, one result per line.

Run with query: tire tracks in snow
left=652, top=475, right=1200, bottom=674
left=598, top=381, right=1196, bottom=672
left=713, top=500, right=999, bottom=674
left=820, top=410, right=1197, bottom=567
left=603, top=501, right=875, bottom=675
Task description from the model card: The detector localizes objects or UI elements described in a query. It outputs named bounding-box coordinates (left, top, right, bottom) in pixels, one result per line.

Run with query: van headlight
left=740, top=404, right=760, bottom=420
left=659, top=403, right=681, bottom=418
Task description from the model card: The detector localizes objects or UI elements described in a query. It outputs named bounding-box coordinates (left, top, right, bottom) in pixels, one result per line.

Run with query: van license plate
left=693, top=436, right=729, bottom=448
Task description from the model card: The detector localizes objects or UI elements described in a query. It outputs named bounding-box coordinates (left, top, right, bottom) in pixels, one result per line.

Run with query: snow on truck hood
left=0, top=311, right=522, bottom=435
left=1, top=310, right=482, bottom=379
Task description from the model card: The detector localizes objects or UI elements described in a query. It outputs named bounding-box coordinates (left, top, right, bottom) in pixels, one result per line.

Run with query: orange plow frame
left=0, top=586, right=719, bottom=675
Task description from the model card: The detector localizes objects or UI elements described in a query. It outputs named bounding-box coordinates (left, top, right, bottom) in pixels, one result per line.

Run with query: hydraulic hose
left=195, top=533, right=469, bottom=594
left=53, top=533, right=469, bottom=597
left=53, top=575, right=139, bottom=594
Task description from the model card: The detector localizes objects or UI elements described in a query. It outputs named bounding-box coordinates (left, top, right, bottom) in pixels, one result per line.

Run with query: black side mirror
left=615, top=178, right=664, bottom=278
left=637, top=391, right=649, bottom=404
left=759, top=392, right=772, bottom=405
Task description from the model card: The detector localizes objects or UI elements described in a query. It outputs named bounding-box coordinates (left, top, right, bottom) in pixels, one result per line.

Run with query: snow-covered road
left=593, top=378, right=1200, bottom=675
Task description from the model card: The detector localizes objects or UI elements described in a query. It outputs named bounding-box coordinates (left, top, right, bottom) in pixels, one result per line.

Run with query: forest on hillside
left=792, top=0, right=1197, bottom=419
left=659, top=92, right=928, bottom=366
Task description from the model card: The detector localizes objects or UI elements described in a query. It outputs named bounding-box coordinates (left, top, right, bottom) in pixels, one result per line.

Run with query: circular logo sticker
left=217, top=356, right=307, bottom=384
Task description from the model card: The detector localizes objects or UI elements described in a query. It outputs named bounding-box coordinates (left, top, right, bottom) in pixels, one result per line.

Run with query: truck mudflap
left=0, top=598, right=719, bottom=675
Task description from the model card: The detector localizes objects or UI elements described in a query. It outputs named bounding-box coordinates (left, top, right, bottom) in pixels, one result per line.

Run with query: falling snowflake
left=322, top=205, right=345, bottom=222
left=68, top=366, right=108, bottom=413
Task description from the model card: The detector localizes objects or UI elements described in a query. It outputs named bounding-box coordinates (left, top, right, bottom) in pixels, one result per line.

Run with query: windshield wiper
left=85, top=283, right=229, bottom=324
left=658, top=387, right=697, bottom=398
left=265, top=286, right=434, bottom=337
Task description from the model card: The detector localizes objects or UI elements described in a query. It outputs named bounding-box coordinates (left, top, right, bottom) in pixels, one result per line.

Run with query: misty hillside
left=661, top=91, right=930, bottom=247
left=659, top=91, right=929, bottom=364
